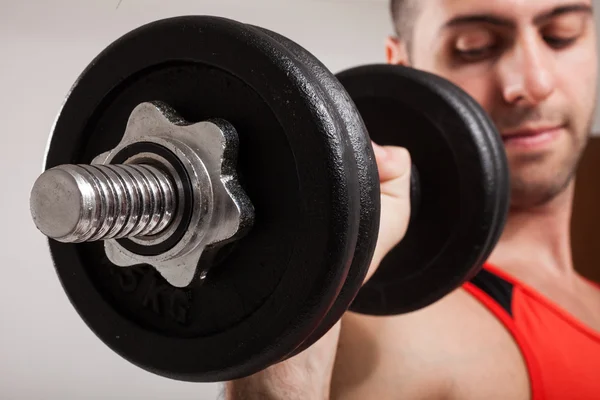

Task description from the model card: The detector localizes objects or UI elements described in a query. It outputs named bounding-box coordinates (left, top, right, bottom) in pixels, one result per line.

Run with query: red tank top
left=463, top=263, right=600, bottom=400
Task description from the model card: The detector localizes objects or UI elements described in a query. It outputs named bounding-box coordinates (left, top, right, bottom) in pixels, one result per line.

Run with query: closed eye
left=455, top=45, right=499, bottom=62
left=543, top=35, right=578, bottom=49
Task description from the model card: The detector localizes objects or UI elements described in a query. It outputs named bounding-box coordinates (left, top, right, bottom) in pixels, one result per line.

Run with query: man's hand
left=366, top=142, right=412, bottom=281
left=225, top=143, right=412, bottom=400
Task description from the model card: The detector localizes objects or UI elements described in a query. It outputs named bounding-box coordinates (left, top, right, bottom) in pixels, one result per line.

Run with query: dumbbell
left=29, top=16, right=509, bottom=382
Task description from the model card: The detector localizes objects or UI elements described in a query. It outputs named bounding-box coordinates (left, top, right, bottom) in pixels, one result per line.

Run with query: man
left=226, top=0, right=600, bottom=399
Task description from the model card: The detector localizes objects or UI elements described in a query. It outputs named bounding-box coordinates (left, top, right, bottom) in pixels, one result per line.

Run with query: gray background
left=1, top=0, right=599, bottom=399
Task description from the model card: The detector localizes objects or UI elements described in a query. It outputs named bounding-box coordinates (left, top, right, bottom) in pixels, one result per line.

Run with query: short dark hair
left=390, top=0, right=420, bottom=55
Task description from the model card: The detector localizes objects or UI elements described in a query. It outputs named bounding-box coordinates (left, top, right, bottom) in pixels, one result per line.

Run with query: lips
left=500, top=125, right=564, bottom=149
left=502, top=125, right=562, bottom=138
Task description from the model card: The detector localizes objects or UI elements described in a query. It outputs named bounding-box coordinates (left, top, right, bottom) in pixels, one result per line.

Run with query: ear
left=386, top=36, right=410, bottom=66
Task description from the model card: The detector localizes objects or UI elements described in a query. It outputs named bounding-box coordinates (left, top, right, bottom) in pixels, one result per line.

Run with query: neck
left=488, top=180, right=576, bottom=281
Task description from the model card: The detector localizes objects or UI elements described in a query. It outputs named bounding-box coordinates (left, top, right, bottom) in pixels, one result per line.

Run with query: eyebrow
left=442, top=3, right=593, bottom=30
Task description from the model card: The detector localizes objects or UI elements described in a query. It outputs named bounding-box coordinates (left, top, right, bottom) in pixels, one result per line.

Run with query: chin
left=509, top=169, right=574, bottom=209
left=504, top=128, right=585, bottom=209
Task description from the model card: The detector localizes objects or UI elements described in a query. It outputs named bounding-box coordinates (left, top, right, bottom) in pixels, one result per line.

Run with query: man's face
left=388, top=0, right=598, bottom=209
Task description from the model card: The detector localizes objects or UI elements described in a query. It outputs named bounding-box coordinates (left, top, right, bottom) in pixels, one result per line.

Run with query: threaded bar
left=30, top=163, right=177, bottom=243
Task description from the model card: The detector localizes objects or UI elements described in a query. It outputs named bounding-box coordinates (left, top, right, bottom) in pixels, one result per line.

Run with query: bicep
left=329, top=312, right=453, bottom=400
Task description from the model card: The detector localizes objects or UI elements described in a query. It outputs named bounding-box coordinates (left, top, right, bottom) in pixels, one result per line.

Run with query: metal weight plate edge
left=252, top=28, right=381, bottom=357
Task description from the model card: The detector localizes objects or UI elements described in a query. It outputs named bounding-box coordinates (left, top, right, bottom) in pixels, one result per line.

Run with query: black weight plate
left=252, top=29, right=380, bottom=356
left=44, top=16, right=363, bottom=381
left=437, top=77, right=510, bottom=284
left=336, top=64, right=510, bottom=315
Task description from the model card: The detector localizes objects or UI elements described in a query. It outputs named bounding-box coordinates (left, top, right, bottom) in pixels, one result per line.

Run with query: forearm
left=225, top=364, right=331, bottom=400
left=225, top=323, right=341, bottom=400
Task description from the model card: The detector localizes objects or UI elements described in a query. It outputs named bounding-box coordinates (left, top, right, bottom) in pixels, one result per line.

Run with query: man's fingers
left=372, top=141, right=411, bottom=187
left=363, top=142, right=413, bottom=283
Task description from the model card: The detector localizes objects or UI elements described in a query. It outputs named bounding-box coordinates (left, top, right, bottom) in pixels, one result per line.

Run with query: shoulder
left=330, top=288, right=530, bottom=400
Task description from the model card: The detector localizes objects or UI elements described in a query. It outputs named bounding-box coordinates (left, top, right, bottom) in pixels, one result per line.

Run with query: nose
left=498, top=34, right=556, bottom=106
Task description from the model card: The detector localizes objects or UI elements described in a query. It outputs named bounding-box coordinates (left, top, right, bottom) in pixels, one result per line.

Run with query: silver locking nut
left=30, top=101, right=254, bottom=287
